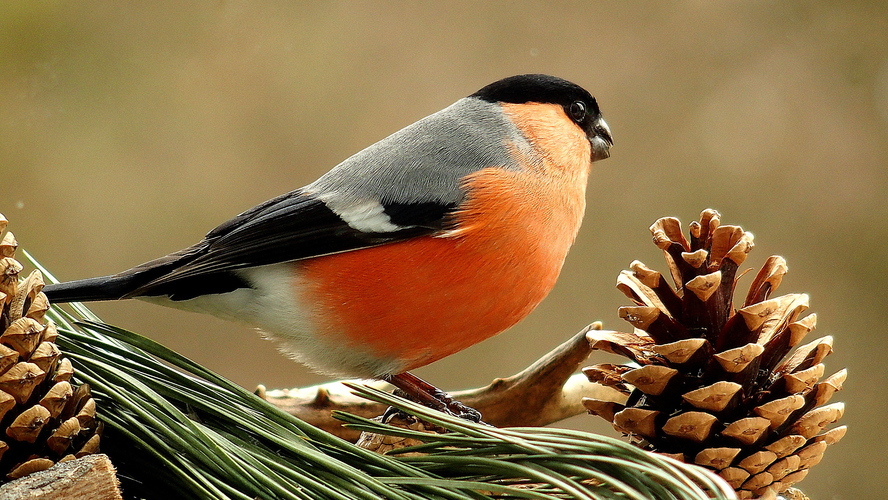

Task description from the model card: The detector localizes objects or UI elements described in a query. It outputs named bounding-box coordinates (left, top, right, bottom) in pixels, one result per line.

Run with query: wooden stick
left=0, top=454, right=121, bottom=500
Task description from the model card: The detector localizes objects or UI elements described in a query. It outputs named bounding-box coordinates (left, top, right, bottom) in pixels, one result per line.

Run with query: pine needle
left=27, top=251, right=736, bottom=500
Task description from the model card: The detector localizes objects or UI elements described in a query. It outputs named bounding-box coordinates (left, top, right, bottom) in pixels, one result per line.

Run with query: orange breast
left=298, top=104, right=592, bottom=371
left=297, top=177, right=586, bottom=371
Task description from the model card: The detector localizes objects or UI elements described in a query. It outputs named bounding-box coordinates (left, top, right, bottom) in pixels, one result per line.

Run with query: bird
left=43, top=74, right=613, bottom=418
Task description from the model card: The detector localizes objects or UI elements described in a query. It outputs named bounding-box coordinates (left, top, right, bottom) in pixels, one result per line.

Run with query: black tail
left=42, top=239, right=253, bottom=303
left=42, top=239, right=213, bottom=303
left=43, top=275, right=145, bottom=303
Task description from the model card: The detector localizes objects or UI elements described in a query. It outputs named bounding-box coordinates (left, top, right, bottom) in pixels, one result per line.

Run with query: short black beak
left=589, top=116, right=613, bottom=161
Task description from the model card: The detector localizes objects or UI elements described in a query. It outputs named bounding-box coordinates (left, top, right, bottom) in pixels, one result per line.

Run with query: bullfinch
left=43, top=74, right=613, bottom=417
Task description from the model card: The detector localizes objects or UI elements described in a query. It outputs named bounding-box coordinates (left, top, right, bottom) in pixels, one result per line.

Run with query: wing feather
left=127, top=189, right=451, bottom=297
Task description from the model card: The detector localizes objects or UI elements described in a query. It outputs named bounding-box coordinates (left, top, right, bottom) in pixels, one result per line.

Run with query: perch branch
left=264, top=323, right=625, bottom=441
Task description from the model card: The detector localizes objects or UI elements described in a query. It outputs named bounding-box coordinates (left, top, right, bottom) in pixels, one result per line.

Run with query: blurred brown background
left=1, top=2, right=884, bottom=498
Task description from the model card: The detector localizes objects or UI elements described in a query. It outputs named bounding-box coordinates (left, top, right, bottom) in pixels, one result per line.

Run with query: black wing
left=44, top=189, right=455, bottom=302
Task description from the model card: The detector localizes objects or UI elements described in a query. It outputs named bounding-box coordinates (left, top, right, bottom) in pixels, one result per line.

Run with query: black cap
left=471, top=74, right=599, bottom=115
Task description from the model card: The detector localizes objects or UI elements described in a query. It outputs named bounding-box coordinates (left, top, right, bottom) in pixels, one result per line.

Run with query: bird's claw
left=389, top=388, right=483, bottom=423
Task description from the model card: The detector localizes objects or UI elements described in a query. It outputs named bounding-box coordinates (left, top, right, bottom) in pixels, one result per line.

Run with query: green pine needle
left=26, top=251, right=737, bottom=500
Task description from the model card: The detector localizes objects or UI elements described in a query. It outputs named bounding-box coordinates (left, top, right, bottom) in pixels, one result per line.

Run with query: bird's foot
left=383, top=372, right=483, bottom=423
left=427, top=388, right=482, bottom=422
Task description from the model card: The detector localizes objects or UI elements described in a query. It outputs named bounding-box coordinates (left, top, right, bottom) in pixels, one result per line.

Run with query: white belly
left=138, top=262, right=405, bottom=377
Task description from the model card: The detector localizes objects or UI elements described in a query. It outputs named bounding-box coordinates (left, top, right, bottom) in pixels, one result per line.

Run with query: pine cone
left=0, top=214, right=101, bottom=481
left=583, top=209, right=846, bottom=499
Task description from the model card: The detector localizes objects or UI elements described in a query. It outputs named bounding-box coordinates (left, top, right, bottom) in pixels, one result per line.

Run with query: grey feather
left=308, top=97, right=525, bottom=207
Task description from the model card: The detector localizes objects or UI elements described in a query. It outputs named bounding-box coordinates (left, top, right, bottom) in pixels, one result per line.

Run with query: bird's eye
left=569, top=101, right=587, bottom=122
